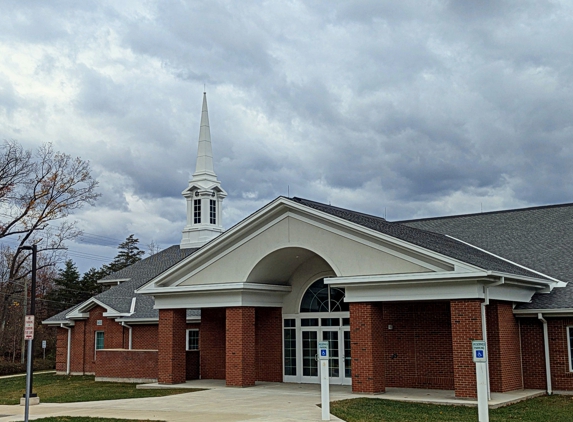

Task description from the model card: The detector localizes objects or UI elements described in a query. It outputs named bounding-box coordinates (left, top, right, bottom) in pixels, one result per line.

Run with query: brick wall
left=255, top=307, right=282, bottom=382
left=486, top=301, right=523, bottom=392
left=67, top=306, right=126, bottom=374
left=226, top=307, right=256, bottom=387
left=95, top=350, right=158, bottom=381
left=157, top=309, right=186, bottom=384
left=520, top=318, right=546, bottom=389
left=450, top=299, right=482, bottom=398
left=201, top=308, right=226, bottom=380
left=130, top=325, right=158, bottom=349
left=70, top=319, right=85, bottom=373
left=350, top=302, right=385, bottom=393
left=56, top=328, right=68, bottom=373
left=383, top=302, right=454, bottom=390
left=548, top=318, right=573, bottom=390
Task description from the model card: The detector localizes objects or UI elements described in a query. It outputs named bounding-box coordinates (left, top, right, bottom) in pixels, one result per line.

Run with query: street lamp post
left=19, top=244, right=37, bottom=422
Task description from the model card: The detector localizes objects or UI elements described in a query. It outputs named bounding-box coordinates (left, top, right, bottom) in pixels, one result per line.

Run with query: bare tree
left=0, top=140, right=100, bottom=350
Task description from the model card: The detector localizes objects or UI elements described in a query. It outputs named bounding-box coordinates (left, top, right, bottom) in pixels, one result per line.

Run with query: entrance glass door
left=283, top=314, right=351, bottom=385
left=301, top=329, right=319, bottom=383
left=342, top=328, right=351, bottom=385
left=322, top=330, right=341, bottom=384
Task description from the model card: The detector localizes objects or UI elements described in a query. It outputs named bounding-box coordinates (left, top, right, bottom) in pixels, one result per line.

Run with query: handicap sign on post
left=318, top=341, right=329, bottom=360
left=472, top=340, right=487, bottom=363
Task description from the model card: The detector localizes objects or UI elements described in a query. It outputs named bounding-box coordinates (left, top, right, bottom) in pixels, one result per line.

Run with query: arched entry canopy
left=137, top=196, right=509, bottom=310
left=246, top=247, right=325, bottom=285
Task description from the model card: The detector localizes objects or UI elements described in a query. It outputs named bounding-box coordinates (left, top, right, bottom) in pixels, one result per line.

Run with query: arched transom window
left=300, top=278, right=348, bottom=313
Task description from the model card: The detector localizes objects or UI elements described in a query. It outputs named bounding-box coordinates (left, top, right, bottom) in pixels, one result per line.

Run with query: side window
left=187, top=329, right=199, bottom=351
left=95, top=331, right=104, bottom=359
left=569, top=327, right=573, bottom=372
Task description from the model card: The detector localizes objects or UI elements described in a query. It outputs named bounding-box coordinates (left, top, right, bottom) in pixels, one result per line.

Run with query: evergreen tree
left=105, top=234, right=145, bottom=274
left=46, top=260, right=88, bottom=312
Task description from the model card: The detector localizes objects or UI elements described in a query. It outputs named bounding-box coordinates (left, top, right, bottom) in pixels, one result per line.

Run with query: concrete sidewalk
left=0, top=380, right=546, bottom=422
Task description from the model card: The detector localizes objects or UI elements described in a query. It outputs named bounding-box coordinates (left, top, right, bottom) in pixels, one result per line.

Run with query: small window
left=193, top=199, right=201, bottom=224
left=210, top=200, right=217, bottom=224
left=187, top=329, right=199, bottom=351
left=568, top=327, right=573, bottom=372
left=95, top=331, right=104, bottom=359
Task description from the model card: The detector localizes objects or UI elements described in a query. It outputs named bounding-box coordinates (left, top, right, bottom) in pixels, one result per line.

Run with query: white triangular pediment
left=138, top=198, right=480, bottom=294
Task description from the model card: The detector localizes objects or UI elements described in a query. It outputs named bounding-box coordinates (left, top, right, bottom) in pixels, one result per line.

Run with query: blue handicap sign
left=476, top=350, right=484, bottom=358
left=321, top=350, right=327, bottom=356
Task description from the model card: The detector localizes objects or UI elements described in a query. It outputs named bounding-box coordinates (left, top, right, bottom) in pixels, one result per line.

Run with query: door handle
left=315, top=354, right=318, bottom=361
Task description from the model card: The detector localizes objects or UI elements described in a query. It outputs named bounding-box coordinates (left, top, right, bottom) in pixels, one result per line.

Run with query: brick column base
left=451, top=299, right=483, bottom=398
left=350, top=302, right=385, bottom=393
left=226, top=307, right=256, bottom=387
left=158, top=308, right=187, bottom=384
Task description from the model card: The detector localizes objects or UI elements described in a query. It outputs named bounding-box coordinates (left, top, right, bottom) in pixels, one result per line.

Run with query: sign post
left=42, top=340, right=46, bottom=360
left=318, top=341, right=330, bottom=421
left=24, top=315, right=34, bottom=421
left=472, top=340, right=489, bottom=422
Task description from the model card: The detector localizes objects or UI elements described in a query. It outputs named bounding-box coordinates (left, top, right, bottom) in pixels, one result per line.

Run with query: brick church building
left=45, top=93, right=573, bottom=399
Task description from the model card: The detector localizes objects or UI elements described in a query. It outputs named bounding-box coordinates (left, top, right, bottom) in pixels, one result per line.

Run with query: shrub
left=0, top=359, right=55, bottom=376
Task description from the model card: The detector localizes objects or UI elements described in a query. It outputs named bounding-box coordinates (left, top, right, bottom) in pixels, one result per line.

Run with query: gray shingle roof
left=291, top=197, right=545, bottom=279
left=45, top=245, right=198, bottom=323
left=399, top=203, right=573, bottom=310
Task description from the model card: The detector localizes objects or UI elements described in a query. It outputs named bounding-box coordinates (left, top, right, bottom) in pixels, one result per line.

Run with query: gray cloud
left=1, top=0, right=572, bottom=271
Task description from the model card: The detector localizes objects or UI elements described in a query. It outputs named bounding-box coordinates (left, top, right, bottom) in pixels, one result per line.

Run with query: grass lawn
left=28, top=419, right=162, bottom=422
left=0, top=373, right=201, bottom=405
left=331, top=395, right=573, bottom=422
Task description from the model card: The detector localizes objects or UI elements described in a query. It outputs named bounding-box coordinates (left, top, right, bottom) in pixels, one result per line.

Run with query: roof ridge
left=291, top=197, right=387, bottom=221
left=398, top=202, right=573, bottom=223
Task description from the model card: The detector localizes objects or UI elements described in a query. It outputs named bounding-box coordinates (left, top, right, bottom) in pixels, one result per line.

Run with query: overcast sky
left=1, top=0, right=572, bottom=271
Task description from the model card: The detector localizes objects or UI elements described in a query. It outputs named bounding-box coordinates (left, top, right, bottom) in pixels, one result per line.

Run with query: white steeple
left=180, top=92, right=227, bottom=249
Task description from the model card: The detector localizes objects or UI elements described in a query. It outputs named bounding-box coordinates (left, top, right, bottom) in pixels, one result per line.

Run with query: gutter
left=537, top=313, right=552, bottom=395
left=121, top=322, right=133, bottom=350
left=60, top=324, right=72, bottom=375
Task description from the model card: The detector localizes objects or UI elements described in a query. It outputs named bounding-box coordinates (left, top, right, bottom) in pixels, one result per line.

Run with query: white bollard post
left=318, top=341, right=330, bottom=421
left=472, top=340, right=489, bottom=422
left=476, top=361, right=489, bottom=422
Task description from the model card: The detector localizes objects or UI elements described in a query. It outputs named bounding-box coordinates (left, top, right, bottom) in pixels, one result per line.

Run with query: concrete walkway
left=0, top=380, right=546, bottom=422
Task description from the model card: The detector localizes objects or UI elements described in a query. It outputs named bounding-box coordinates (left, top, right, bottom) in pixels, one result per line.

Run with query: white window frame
left=187, top=329, right=199, bottom=351
left=95, top=331, right=104, bottom=359
left=567, top=325, right=573, bottom=372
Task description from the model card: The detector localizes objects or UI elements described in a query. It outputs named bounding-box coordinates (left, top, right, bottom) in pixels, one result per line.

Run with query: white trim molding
left=151, top=282, right=292, bottom=309
left=326, top=271, right=553, bottom=303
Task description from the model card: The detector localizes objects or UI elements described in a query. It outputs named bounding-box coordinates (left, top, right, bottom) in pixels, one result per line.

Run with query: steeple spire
left=193, top=92, right=216, bottom=180
left=180, top=92, right=227, bottom=249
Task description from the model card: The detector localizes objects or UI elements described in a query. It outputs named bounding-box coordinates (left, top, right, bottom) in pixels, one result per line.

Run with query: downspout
left=481, top=276, right=504, bottom=401
left=121, top=322, right=132, bottom=350
left=60, top=324, right=72, bottom=375
left=538, top=313, right=552, bottom=395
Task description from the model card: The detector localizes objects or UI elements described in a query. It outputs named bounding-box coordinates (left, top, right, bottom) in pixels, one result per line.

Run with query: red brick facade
left=95, top=350, right=158, bottom=380
left=55, top=300, right=573, bottom=395
left=200, top=308, right=226, bottom=380
left=255, top=307, right=283, bottom=382
left=56, top=327, right=68, bottom=373
left=66, top=306, right=125, bottom=374
left=486, top=301, right=523, bottom=392
left=350, top=302, right=385, bottom=393
left=450, top=299, right=483, bottom=398
left=226, top=307, right=256, bottom=387
left=520, top=318, right=546, bottom=389
left=157, top=308, right=187, bottom=384
left=383, top=302, right=454, bottom=390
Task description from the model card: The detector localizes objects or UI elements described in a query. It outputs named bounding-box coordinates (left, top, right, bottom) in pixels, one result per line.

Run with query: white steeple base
left=180, top=225, right=223, bottom=249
